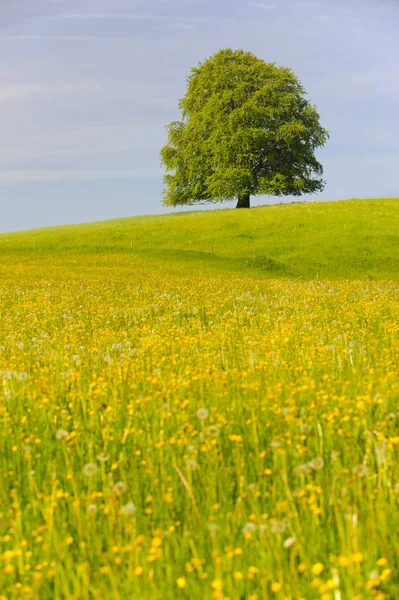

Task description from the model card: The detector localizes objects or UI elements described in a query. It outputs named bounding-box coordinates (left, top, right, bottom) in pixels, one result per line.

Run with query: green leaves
left=161, top=48, right=329, bottom=208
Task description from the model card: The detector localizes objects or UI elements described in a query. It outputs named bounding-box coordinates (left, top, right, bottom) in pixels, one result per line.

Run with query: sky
left=0, top=0, right=398, bottom=232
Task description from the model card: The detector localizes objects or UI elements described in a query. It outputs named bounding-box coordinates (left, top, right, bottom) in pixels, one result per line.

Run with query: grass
left=0, top=198, right=398, bottom=599
left=0, top=197, right=398, bottom=279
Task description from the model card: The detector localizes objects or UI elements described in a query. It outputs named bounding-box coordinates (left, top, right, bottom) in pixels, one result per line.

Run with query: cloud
left=45, top=12, right=202, bottom=22
left=312, top=14, right=334, bottom=21
left=154, top=23, right=196, bottom=30
left=0, top=82, right=93, bottom=101
left=0, top=35, right=138, bottom=42
left=0, top=168, right=162, bottom=186
left=251, top=3, right=277, bottom=9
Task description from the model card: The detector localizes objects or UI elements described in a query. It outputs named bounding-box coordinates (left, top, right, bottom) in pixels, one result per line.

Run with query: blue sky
left=0, top=0, right=398, bottom=231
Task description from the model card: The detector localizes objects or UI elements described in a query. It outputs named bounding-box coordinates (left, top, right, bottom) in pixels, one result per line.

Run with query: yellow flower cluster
left=0, top=252, right=398, bottom=599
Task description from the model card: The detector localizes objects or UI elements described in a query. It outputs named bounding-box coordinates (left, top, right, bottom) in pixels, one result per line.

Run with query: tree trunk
left=236, top=193, right=250, bottom=208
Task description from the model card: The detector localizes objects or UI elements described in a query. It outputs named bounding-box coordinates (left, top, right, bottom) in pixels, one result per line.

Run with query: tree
left=160, top=49, right=329, bottom=209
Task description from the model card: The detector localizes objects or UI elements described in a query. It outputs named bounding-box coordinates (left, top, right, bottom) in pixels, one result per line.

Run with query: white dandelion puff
left=83, top=463, right=98, bottom=477
left=96, top=453, right=109, bottom=462
left=113, top=481, right=127, bottom=493
left=309, top=457, right=325, bottom=470
left=185, top=459, right=198, bottom=471
left=353, top=464, right=369, bottom=478
left=197, top=408, right=209, bottom=420
left=120, top=502, right=136, bottom=516
left=242, top=522, right=257, bottom=535
left=206, top=425, right=220, bottom=438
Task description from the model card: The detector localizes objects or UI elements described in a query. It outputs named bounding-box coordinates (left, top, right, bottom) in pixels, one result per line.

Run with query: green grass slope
left=1, top=198, right=398, bottom=279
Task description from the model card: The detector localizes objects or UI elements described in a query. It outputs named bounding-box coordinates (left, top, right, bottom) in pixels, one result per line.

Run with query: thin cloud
left=0, top=35, right=138, bottom=42
left=0, top=82, right=93, bottom=101
left=251, top=3, right=277, bottom=9
left=154, top=23, right=196, bottom=30
left=312, top=14, right=334, bottom=21
left=46, top=12, right=203, bottom=22
left=0, top=169, right=162, bottom=185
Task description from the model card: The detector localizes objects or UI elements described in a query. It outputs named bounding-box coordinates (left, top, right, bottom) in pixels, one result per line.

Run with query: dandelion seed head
left=309, top=457, right=324, bottom=470
left=83, top=463, right=98, bottom=477
left=242, top=522, right=256, bottom=535
left=113, top=481, right=127, bottom=493
left=353, top=464, right=369, bottom=478
left=197, top=408, right=209, bottom=420
left=55, top=429, right=69, bottom=440
left=120, top=502, right=136, bottom=516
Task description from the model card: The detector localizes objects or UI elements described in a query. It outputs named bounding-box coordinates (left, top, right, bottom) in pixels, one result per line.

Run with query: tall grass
left=0, top=200, right=398, bottom=598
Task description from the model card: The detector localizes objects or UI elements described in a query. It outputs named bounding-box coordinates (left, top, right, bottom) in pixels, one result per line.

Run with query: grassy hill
left=1, top=197, right=398, bottom=279
left=1, top=197, right=399, bottom=598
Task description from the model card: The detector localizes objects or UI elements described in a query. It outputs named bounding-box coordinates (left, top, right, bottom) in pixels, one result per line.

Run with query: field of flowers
left=0, top=252, right=398, bottom=599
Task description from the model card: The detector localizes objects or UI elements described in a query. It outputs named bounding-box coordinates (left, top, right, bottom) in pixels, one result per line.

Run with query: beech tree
left=160, top=48, right=329, bottom=208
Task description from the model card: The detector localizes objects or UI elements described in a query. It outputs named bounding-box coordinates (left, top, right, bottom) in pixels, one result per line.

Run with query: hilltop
left=0, top=198, right=398, bottom=280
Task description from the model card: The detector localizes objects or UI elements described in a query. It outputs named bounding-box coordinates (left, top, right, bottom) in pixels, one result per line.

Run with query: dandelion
left=242, top=522, right=257, bottom=535
left=271, top=521, right=288, bottom=534
left=353, top=464, right=369, bottom=478
left=283, top=537, right=297, bottom=548
left=113, top=481, right=127, bottom=493
left=88, top=504, right=97, bottom=512
left=197, top=408, right=209, bottom=420
left=312, top=563, right=324, bottom=575
left=55, top=429, right=69, bottom=440
left=83, top=463, right=98, bottom=477
left=295, top=463, right=312, bottom=475
left=309, top=457, right=325, bottom=470
left=120, top=502, right=136, bottom=516
left=185, top=459, right=198, bottom=471
left=96, top=453, right=109, bottom=462
left=206, top=425, right=220, bottom=438
left=176, top=576, right=186, bottom=589
left=270, top=440, right=281, bottom=448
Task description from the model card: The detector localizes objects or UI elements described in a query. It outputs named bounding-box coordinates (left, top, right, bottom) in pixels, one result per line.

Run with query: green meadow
left=0, top=198, right=398, bottom=600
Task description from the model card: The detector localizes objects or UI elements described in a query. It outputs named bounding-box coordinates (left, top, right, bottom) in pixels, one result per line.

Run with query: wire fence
left=0, top=237, right=302, bottom=274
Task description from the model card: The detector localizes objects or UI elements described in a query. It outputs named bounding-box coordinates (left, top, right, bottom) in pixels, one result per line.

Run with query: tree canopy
left=160, top=48, right=329, bottom=208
